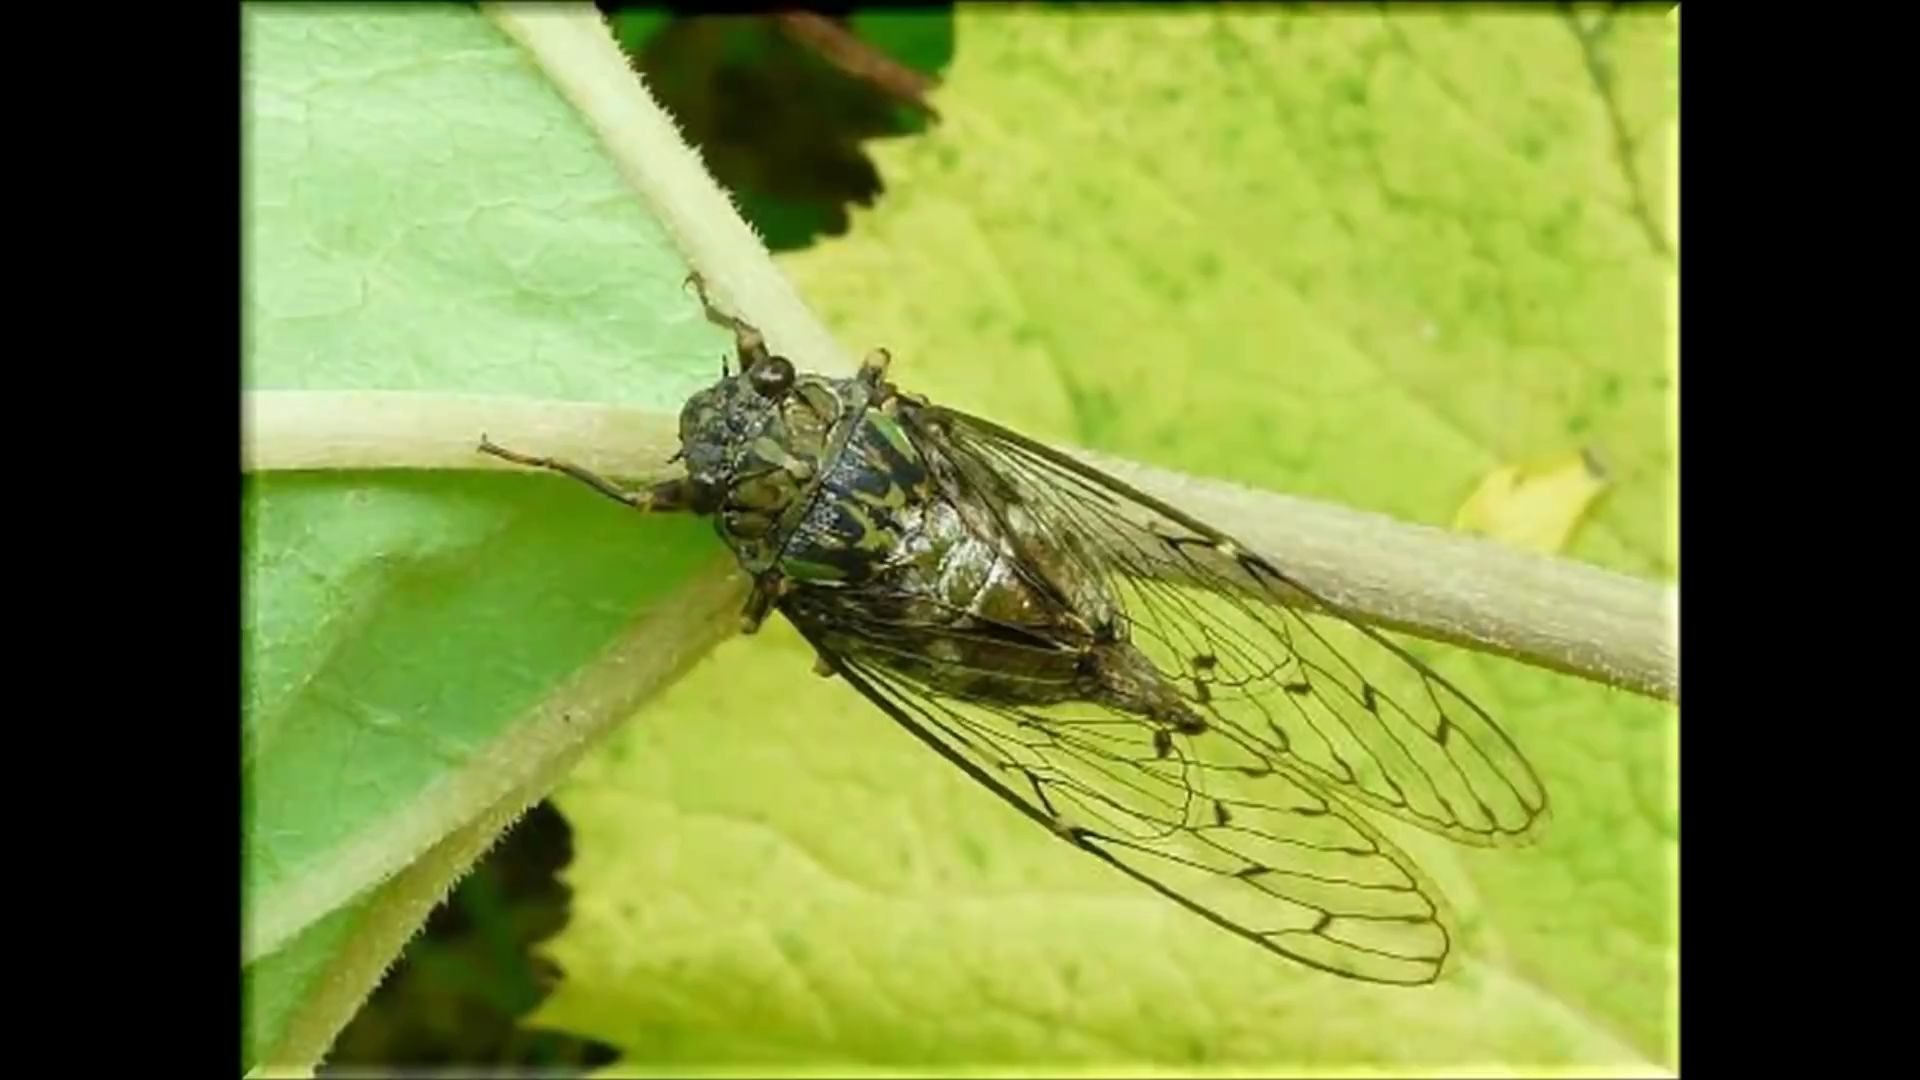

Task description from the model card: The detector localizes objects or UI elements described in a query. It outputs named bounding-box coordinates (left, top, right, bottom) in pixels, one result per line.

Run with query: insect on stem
left=465, top=278, right=1553, bottom=986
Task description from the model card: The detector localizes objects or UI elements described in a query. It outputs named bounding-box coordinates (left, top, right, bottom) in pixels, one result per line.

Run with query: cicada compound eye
left=750, top=355, right=796, bottom=400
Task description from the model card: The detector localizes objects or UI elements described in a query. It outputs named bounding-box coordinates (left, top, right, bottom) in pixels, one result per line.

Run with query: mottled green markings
left=850, top=482, right=910, bottom=512
left=750, top=437, right=802, bottom=474
left=783, top=558, right=848, bottom=583
left=866, top=410, right=916, bottom=460
left=841, top=502, right=897, bottom=553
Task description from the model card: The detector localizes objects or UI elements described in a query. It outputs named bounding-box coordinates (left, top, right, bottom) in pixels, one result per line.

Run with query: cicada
left=479, top=277, right=1548, bottom=985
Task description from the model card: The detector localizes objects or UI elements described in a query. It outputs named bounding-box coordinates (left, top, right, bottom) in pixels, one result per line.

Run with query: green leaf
left=241, top=5, right=747, bottom=1069
left=535, top=6, right=1677, bottom=1074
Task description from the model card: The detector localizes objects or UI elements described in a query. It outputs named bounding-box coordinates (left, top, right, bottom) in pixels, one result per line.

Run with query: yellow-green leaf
left=537, top=6, right=1677, bottom=1074
left=1454, top=448, right=1611, bottom=555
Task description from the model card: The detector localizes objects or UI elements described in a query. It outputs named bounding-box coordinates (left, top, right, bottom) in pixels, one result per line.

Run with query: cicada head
left=674, top=351, right=855, bottom=570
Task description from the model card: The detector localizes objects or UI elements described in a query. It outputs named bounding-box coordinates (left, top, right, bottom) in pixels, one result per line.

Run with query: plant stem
left=243, top=389, right=1677, bottom=704
left=773, top=11, right=942, bottom=117
left=488, top=3, right=854, bottom=377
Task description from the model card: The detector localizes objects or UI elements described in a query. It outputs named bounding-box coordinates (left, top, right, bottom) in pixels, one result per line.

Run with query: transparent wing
left=906, top=405, right=1549, bottom=847
left=791, top=623, right=1456, bottom=985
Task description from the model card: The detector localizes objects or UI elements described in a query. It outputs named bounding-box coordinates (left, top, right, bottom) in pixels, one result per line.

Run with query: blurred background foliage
left=319, top=7, right=954, bottom=1073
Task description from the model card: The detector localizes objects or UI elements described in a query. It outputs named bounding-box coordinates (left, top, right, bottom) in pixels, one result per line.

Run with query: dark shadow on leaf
left=600, top=6, right=955, bottom=251
left=321, top=801, right=618, bottom=1075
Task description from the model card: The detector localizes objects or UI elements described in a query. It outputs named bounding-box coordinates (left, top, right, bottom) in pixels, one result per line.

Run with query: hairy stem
left=488, top=3, right=854, bottom=377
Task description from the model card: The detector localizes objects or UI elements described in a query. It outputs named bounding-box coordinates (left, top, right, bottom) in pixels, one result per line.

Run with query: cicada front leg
left=684, top=272, right=773, bottom=375
left=477, top=435, right=698, bottom=514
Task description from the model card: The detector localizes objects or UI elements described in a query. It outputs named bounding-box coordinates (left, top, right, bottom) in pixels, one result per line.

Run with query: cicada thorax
left=759, top=394, right=1190, bottom=731
left=691, top=372, right=853, bottom=576
left=688, top=355, right=1203, bottom=731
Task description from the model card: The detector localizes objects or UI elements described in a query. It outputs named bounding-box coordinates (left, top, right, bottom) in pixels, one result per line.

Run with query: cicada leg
left=477, top=435, right=698, bottom=514
left=684, top=271, right=773, bottom=373
left=739, top=573, right=792, bottom=635
left=860, top=346, right=923, bottom=407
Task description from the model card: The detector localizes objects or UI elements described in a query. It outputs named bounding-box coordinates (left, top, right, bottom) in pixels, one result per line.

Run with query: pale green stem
left=244, top=389, right=1678, bottom=705
left=488, top=3, right=855, bottom=377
